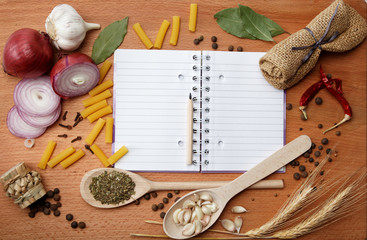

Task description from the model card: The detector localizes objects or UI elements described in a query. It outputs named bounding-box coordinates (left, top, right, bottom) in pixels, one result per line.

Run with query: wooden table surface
left=0, top=0, right=366, bottom=239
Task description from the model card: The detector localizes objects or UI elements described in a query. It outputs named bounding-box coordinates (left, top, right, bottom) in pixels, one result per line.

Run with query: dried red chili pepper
left=299, top=78, right=342, bottom=119
left=320, top=67, right=352, bottom=134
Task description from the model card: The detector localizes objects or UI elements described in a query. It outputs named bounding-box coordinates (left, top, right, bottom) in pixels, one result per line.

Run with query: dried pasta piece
left=85, top=118, right=106, bottom=145
left=98, top=60, right=112, bottom=84
left=154, top=20, right=170, bottom=49
left=82, top=89, right=112, bottom=108
left=60, top=149, right=85, bottom=169
left=107, top=145, right=128, bottom=165
left=80, top=100, right=108, bottom=118
left=189, top=3, right=198, bottom=32
left=105, top=117, right=114, bottom=143
left=87, top=105, right=112, bottom=123
left=90, top=144, right=110, bottom=167
left=47, top=146, right=76, bottom=168
left=38, top=141, right=57, bottom=169
left=89, top=79, right=114, bottom=97
left=169, top=16, right=180, bottom=46
left=133, top=23, right=153, bottom=49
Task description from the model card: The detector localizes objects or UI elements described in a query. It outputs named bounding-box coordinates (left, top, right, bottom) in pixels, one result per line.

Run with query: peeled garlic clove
left=194, top=219, right=203, bottom=235
left=201, top=205, right=212, bottom=215
left=232, top=206, right=248, bottom=213
left=201, top=215, right=211, bottom=227
left=234, top=216, right=243, bottom=233
left=173, top=208, right=183, bottom=224
left=221, top=219, right=236, bottom=232
left=197, top=199, right=203, bottom=207
left=195, top=206, right=204, bottom=220
left=182, top=223, right=195, bottom=236
left=183, top=199, right=196, bottom=209
left=178, top=208, right=185, bottom=224
left=207, top=202, right=219, bottom=213
left=183, top=208, right=192, bottom=225
left=190, top=209, right=197, bottom=223
left=201, top=201, right=212, bottom=205
left=199, top=193, right=213, bottom=202
left=193, top=193, right=200, bottom=202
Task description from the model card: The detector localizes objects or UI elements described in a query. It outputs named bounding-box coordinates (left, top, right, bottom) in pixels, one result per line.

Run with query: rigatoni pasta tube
left=98, top=60, right=112, bottom=84
left=169, top=16, right=180, bottom=46
left=133, top=23, right=154, bottom=49
left=154, top=20, right=170, bottom=49
left=38, top=141, right=56, bottom=169
left=189, top=3, right=198, bottom=32
left=60, top=149, right=85, bottom=169
left=108, top=146, right=129, bottom=165
left=85, top=118, right=106, bottom=145
left=80, top=99, right=108, bottom=118
left=47, top=146, right=76, bottom=168
left=87, top=105, right=112, bottom=123
left=90, top=144, right=110, bottom=167
left=89, top=79, right=113, bottom=97
left=82, top=89, right=112, bottom=107
left=105, top=117, right=114, bottom=143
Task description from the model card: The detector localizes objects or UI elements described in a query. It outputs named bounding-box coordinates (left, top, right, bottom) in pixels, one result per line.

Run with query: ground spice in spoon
left=89, top=171, right=136, bottom=205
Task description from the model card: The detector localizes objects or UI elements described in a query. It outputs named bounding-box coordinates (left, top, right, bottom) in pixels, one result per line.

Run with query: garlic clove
left=201, top=215, right=211, bottom=227
left=194, top=219, right=203, bottom=235
left=221, top=219, right=236, bottom=232
left=207, top=202, right=219, bottom=213
left=199, top=193, right=213, bottom=202
left=190, top=209, right=197, bottom=223
left=178, top=209, right=185, bottom=224
left=183, top=199, right=196, bottom=209
left=201, top=205, right=212, bottom=215
left=182, top=223, right=195, bottom=236
left=201, top=201, right=212, bottom=205
left=183, top=208, right=192, bottom=225
left=195, top=206, right=204, bottom=220
left=231, top=206, right=248, bottom=213
left=192, top=193, right=200, bottom=202
left=173, top=208, right=183, bottom=224
left=234, top=216, right=243, bottom=233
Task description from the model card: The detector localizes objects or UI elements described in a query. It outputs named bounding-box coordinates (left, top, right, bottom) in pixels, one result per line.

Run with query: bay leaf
left=214, top=8, right=256, bottom=39
left=238, top=5, right=273, bottom=42
left=261, top=15, right=285, bottom=37
left=92, top=17, right=129, bottom=65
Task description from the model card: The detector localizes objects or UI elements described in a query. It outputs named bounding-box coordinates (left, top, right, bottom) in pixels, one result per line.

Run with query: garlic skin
left=45, top=4, right=100, bottom=51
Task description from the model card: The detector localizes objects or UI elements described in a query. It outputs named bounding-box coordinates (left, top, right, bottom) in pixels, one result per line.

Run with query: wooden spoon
left=163, top=135, right=311, bottom=239
left=80, top=169, right=284, bottom=208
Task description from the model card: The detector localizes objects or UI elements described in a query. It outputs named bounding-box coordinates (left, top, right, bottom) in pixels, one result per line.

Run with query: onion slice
left=13, top=75, right=61, bottom=117
left=7, top=106, right=46, bottom=139
left=50, top=53, right=100, bottom=99
left=18, top=103, right=61, bottom=128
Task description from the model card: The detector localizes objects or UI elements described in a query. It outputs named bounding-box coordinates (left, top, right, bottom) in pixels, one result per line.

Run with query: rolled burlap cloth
left=259, top=0, right=367, bottom=90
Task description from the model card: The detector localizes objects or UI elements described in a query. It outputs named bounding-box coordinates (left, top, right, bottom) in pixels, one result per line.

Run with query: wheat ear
left=270, top=169, right=367, bottom=239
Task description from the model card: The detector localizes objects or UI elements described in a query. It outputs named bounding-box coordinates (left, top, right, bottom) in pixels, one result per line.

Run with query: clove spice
left=58, top=123, right=72, bottom=130
left=84, top=145, right=94, bottom=154
left=74, top=112, right=81, bottom=122
left=57, top=134, right=68, bottom=138
left=73, top=117, right=83, bottom=127
left=62, top=111, right=68, bottom=121
left=71, top=136, right=82, bottom=143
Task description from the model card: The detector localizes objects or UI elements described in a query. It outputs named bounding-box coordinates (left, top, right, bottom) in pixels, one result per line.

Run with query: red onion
left=18, top=103, right=61, bottom=128
left=2, top=28, right=54, bottom=79
left=13, top=75, right=61, bottom=117
left=7, top=106, right=47, bottom=139
left=50, top=53, right=99, bottom=99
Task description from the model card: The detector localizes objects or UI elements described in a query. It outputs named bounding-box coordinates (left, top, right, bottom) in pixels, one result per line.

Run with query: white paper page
left=201, top=51, right=285, bottom=172
left=113, top=49, right=201, bottom=172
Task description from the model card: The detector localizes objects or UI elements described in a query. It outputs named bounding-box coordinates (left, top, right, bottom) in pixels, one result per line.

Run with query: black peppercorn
left=43, top=208, right=51, bottom=215
left=162, top=197, right=169, bottom=204
left=134, top=199, right=140, bottom=205
left=152, top=204, right=158, bottom=211
left=50, top=204, right=58, bottom=211
left=151, top=192, right=158, bottom=198
left=193, top=39, right=200, bottom=45
left=315, top=161, right=320, bottom=166
left=303, top=152, right=310, bottom=158
left=66, top=214, right=74, bottom=221
left=71, top=221, right=78, bottom=228
left=309, top=157, right=314, bottom=163
left=321, top=138, right=329, bottom=145
left=160, top=212, right=166, bottom=219
left=198, top=35, right=204, bottom=41
left=167, top=193, right=173, bottom=198
left=174, top=190, right=180, bottom=194
left=286, top=103, right=292, bottom=110
left=79, top=222, right=86, bottom=229
left=318, top=145, right=323, bottom=150
left=54, top=194, right=61, bottom=201
left=301, top=171, right=308, bottom=178
left=28, top=212, right=36, bottom=218
left=44, top=201, right=51, bottom=208
left=237, top=46, right=243, bottom=52
left=318, top=124, right=323, bottom=128
left=53, top=209, right=60, bottom=216
left=293, top=173, right=301, bottom=180
left=299, top=165, right=306, bottom=172
left=315, top=97, right=323, bottom=105
left=328, top=158, right=333, bottom=162
left=336, top=131, right=341, bottom=136
left=211, top=36, right=217, bottom=42
left=144, top=193, right=151, bottom=200
left=314, top=151, right=321, bottom=157
left=46, top=190, right=54, bottom=198
left=158, top=203, right=164, bottom=209
left=228, top=45, right=234, bottom=51
left=212, top=43, right=218, bottom=49
left=311, top=143, right=316, bottom=149
left=326, top=73, right=332, bottom=79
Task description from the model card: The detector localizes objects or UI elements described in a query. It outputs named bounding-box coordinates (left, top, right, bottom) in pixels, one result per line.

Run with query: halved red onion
left=7, top=106, right=47, bottom=139
left=18, top=103, right=61, bottom=128
left=13, top=75, right=61, bottom=117
left=50, top=53, right=99, bottom=99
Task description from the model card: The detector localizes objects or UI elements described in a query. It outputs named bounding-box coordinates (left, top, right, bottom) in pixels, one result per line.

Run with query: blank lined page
left=201, top=51, right=285, bottom=172
left=113, top=49, right=201, bottom=172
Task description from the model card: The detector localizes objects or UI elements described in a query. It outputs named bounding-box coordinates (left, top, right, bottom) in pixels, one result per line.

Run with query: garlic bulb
left=45, top=4, right=100, bottom=51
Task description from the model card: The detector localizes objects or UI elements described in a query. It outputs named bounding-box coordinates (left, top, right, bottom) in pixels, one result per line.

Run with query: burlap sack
left=259, top=0, right=367, bottom=89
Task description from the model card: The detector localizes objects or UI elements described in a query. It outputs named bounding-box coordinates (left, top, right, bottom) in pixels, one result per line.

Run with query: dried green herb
left=214, top=4, right=285, bottom=41
left=91, top=17, right=129, bottom=64
left=89, top=171, right=135, bottom=205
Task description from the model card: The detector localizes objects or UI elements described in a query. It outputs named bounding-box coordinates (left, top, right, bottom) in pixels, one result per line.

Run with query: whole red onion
left=2, top=28, right=54, bottom=78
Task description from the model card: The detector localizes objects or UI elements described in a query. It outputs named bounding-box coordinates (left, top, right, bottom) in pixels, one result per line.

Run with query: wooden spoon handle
left=149, top=179, right=284, bottom=191
left=220, top=135, right=311, bottom=198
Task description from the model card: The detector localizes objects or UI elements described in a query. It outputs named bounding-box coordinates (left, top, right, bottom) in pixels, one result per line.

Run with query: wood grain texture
left=0, top=0, right=365, bottom=239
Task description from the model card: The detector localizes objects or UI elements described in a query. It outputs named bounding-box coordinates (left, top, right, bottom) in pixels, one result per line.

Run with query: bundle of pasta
left=259, top=0, right=367, bottom=89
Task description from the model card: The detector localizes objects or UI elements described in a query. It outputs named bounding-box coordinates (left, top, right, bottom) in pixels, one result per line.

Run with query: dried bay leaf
left=260, top=12, right=285, bottom=37
left=92, top=17, right=129, bottom=64
left=238, top=5, right=273, bottom=42
left=214, top=8, right=256, bottom=39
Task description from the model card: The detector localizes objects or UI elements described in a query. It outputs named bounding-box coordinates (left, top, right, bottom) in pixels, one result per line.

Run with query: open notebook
left=113, top=49, right=285, bottom=172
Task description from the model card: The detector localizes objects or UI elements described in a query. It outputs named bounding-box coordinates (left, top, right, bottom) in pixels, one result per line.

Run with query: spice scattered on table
left=286, top=103, right=292, bottom=110
left=315, top=97, right=323, bottom=105
left=228, top=45, right=234, bottom=51
left=237, top=46, right=243, bottom=52
left=89, top=171, right=136, bottom=205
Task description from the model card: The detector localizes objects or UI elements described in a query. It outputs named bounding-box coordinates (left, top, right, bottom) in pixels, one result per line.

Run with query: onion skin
left=50, top=52, right=99, bottom=99
left=2, top=28, right=54, bottom=79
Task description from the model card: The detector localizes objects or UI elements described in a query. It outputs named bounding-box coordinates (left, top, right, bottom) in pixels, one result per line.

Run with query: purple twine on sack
left=292, top=4, right=340, bottom=64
